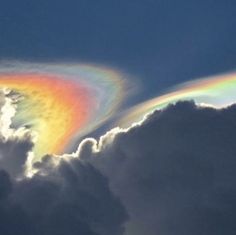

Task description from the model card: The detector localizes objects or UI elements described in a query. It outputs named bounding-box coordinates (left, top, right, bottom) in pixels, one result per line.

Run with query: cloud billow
left=1, top=100, right=236, bottom=235
left=80, top=101, right=236, bottom=235
left=0, top=158, right=128, bottom=235
left=0, top=87, right=128, bottom=235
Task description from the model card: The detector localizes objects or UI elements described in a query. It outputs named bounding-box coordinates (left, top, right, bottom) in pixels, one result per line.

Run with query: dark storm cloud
left=0, top=83, right=128, bottom=235
left=1, top=101, right=236, bottom=235
left=0, top=134, right=33, bottom=178
left=79, top=101, right=236, bottom=235
left=0, top=157, right=128, bottom=235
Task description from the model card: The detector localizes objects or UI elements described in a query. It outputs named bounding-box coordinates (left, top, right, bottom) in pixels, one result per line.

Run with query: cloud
left=1, top=99, right=236, bottom=235
left=118, top=72, right=236, bottom=128
left=0, top=89, right=128, bottom=235
left=0, top=134, right=33, bottom=178
left=0, top=158, right=128, bottom=235
left=0, top=90, right=34, bottom=177
left=0, top=62, right=128, bottom=160
left=78, top=101, right=236, bottom=235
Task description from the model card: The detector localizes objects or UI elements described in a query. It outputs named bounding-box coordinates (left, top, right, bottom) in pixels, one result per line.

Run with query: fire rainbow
left=119, top=72, right=236, bottom=127
left=0, top=62, right=125, bottom=160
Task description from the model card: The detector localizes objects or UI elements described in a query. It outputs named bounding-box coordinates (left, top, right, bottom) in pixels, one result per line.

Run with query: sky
left=1, top=0, right=236, bottom=99
left=0, top=1, right=236, bottom=235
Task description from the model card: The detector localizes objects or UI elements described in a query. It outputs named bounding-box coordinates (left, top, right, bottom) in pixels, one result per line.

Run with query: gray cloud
left=0, top=88, right=128, bottom=235
left=0, top=157, right=128, bottom=235
left=1, top=100, right=236, bottom=235
left=79, top=101, right=236, bottom=235
left=0, top=133, right=33, bottom=178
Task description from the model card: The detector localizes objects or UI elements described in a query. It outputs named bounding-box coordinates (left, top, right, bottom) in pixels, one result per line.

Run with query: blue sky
left=0, top=0, right=236, bottom=102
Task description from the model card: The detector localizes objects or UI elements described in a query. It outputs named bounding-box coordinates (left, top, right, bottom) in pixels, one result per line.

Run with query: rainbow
left=119, top=72, right=236, bottom=127
left=0, top=62, right=125, bottom=160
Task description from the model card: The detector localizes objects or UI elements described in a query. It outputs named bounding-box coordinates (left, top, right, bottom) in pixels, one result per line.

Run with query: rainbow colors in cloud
left=1, top=62, right=236, bottom=165
left=0, top=62, right=125, bottom=160
left=119, top=73, right=236, bottom=127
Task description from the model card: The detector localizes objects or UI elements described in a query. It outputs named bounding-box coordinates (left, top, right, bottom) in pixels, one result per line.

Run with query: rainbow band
left=119, top=73, right=236, bottom=127
left=0, top=63, right=125, bottom=160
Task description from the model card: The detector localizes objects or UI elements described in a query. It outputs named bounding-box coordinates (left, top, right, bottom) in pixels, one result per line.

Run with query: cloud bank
left=0, top=91, right=128, bottom=235
left=1, top=98, right=236, bottom=235
left=79, top=101, right=236, bottom=235
left=0, top=162, right=127, bottom=235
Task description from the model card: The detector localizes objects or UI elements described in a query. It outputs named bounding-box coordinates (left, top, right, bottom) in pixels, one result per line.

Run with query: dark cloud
left=1, top=100, right=236, bottom=235
left=80, top=101, right=236, bottom=235
left=0, top=134, right=33, bottom=178
left=0, top=89, right=129, bottom=235
left=0, top=158, right=128, bottom=235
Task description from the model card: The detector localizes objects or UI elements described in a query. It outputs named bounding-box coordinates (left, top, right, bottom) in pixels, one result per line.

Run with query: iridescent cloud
left=118, top=72, right=236, bottom=127
left=0, top=62, right=125, bottom=160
